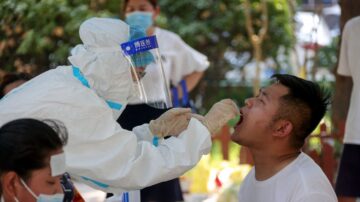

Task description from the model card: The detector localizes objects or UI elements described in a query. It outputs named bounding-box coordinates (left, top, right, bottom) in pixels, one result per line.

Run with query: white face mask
left=19, top=179, right=64, bottom=202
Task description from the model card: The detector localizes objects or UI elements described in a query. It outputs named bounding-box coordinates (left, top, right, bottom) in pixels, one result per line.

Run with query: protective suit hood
left=68, top=17, right=132, bottom=118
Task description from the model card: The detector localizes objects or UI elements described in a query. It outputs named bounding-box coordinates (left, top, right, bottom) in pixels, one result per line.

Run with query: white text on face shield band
left=120, top=36, right=158, bottom=56
left=72, top=66, right=122, bottom=110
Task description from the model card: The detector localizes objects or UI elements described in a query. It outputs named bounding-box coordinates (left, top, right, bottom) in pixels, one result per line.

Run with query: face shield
left=120, top=27, right=172, bottom=109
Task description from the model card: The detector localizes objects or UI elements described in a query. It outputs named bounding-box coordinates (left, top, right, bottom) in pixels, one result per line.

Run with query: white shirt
left=238, top=153, right=337, bottom=202
left=129, top=27, right=209, bottom=104
left=337, top=16, right=360, bottom=145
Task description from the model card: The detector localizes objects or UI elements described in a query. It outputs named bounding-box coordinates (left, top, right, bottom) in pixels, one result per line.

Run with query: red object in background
left=73, top=187, right=85, bottom=202
left=215, top=173, right=222, bottom=188
left=302, top=43, right=321, bottom=50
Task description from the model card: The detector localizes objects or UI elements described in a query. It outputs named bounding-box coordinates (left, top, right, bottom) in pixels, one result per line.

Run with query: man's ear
left=273, top=120, right=293, bottom=138
left=2, top=171, right=20, bottom=200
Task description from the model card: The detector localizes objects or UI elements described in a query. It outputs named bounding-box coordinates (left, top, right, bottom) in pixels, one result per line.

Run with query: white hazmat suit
left=0, top=18, right=212, bottom=193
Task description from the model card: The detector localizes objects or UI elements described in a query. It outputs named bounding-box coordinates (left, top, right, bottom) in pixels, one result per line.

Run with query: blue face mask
left=125, top=11, right=153, bottom=31
left=19, top=179, right=64, bottom=202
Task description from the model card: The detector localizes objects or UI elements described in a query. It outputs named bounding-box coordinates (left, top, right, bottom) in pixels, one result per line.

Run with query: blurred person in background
left=122, top=0, right=209, bottom=109
left=335, top=16, right=360, bottom=202
left=0, top=72, right=31, bottom=98
left=116, top=0, right=209, bottom=201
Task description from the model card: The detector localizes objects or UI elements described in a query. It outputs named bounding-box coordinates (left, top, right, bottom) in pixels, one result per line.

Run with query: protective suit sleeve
left=131, top=123, right=153, bottom=142
left=67, top=117, right=211, bottom=193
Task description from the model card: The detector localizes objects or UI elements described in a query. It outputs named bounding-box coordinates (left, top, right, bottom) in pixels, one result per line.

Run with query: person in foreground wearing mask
left=0, top=118, right=68, bottom=202
left=231, top=74, right=336, bottom=202
left=0, top=17, right=239, bottom=201
left=117, top=0, right=210, bottom=200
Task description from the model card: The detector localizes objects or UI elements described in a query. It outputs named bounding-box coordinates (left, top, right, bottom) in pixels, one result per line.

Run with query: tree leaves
left=158, top=0, right=294, bottom=82
left=0, top=0, right=121, bottom=73
left=0, top=0, right=293, bottom=77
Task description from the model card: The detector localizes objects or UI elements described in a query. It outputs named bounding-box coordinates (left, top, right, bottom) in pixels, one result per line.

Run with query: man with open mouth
left=232, top=74, right=337, bottom=202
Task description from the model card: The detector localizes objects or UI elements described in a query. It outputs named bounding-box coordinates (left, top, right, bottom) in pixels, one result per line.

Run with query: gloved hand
left=149, top=108, right=192, bottom=138
left=192, top=99, right=239, bottom=135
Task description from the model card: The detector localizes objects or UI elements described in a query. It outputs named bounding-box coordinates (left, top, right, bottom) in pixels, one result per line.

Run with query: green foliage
left=157, top=0, right=294, bottom=108
left=210, top=140, right=241, bottom=165
left=0, top=0, right=122, bottom=73
left=1, top=0, right=294, bottom=107
left=316, top=36, right=339, bottom=69
left=210, top=140, right=224, bottom=163
left=158, top=0, right=294, bottom=79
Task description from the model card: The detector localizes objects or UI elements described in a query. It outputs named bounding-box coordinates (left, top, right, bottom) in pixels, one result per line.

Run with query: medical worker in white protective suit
left=0, top=17, right=239, bottom=196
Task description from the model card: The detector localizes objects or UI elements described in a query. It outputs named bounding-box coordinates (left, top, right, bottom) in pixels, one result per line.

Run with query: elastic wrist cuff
left=152, top=136, right=159, bottom=146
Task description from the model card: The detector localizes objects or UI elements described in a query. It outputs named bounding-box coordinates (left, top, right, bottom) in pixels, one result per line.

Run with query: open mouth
left=236, top=111, right=244, bottom=127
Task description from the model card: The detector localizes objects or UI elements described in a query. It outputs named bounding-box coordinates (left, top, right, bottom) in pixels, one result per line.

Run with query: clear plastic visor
left=121, top=35, right=172, bottom=109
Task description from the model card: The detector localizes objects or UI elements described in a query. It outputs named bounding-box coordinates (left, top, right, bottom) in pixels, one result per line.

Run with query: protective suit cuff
left=132, top=124, right=153, bottom=142
left=152, top=136, right=165, bottom=146
left=189, top=117, right=210, bottom=134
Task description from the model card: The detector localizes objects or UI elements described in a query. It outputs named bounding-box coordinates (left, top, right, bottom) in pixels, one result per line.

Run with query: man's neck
left=252, top=149, right=301, bottom=181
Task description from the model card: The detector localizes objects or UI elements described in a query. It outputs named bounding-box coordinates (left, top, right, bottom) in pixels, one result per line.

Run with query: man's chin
left=230, top=132, right=241, bottom=143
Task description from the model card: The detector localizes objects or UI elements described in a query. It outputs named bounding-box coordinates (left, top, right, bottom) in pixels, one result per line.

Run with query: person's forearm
left=176, top=71, right=204, bottom=98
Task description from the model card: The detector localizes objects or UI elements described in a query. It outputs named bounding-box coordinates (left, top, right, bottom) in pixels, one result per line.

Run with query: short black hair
left=271, top=74, right=331, bottom=148
left=0, top=72, right=31, bottom=98
left=0, top=119, right=68, bottom=185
